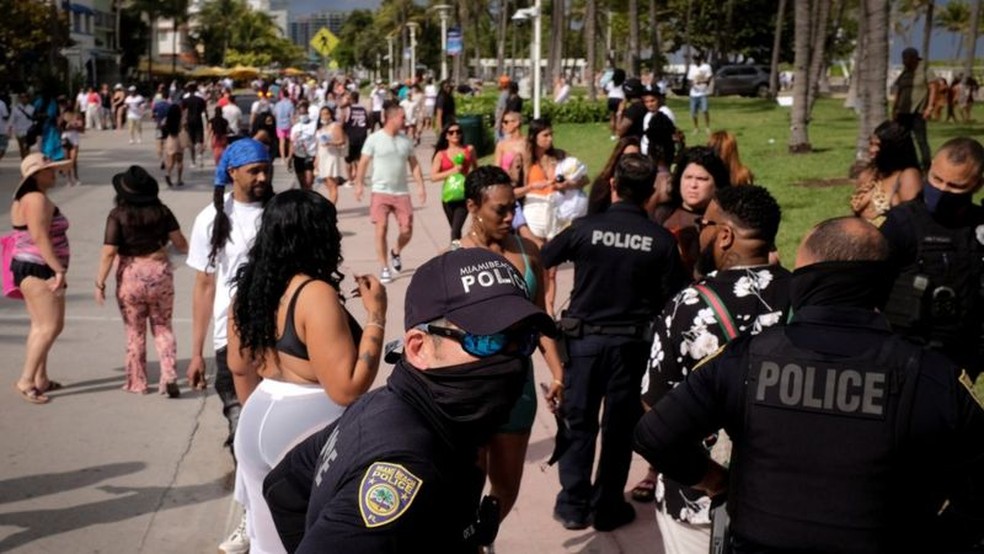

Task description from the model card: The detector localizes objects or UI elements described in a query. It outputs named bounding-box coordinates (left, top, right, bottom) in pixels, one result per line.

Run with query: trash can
left=457, top=115, right=487, bottom=156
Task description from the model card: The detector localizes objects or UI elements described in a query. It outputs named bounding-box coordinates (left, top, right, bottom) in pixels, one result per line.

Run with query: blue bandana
left=214, top=138, right=270, bottom=187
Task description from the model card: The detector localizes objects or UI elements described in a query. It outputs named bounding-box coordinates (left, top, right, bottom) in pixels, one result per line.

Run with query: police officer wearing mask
left=634, top=216, right=984, bottom=554
left=543, top=153, right=686, bottom=531
left=262, top=249, right=556, bottom=553
left=881, top=136, right=984, bottom=380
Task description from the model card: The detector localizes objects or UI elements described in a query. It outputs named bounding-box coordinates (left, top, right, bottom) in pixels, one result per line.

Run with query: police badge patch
left=359, top=462, right=423, bottom=528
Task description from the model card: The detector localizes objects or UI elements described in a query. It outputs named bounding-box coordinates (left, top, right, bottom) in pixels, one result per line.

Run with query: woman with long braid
left=185, top=138, right=273, bottom=554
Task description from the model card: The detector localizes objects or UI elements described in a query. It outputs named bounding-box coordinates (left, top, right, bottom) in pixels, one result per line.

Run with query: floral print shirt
left=640, top=265, right=792, bottom=524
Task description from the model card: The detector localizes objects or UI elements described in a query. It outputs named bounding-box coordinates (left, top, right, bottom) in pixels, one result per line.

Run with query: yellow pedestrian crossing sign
left=311, top=27, right=339, bottom=57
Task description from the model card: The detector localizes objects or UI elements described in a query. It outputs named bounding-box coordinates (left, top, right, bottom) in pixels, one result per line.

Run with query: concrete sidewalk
left=0, top=124, right=664, bottom=553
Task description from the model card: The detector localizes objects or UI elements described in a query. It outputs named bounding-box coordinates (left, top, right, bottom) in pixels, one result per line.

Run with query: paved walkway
left=0, top=124, right=664, bottom=553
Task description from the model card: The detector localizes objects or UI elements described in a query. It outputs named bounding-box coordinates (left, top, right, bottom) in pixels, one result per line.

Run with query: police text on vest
left=591, top=230, right=654, bottom=252
left=754, top=361, right=887, bottom=417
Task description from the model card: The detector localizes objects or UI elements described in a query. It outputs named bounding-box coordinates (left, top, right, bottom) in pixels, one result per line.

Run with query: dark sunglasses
left=447, top=129, right=461, bottom=136
left=419, top=324, right=538, bottom=358
left=694, top=216, right=718, bottom=233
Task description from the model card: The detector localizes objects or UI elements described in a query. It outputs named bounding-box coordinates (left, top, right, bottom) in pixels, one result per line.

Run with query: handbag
left=441, top=172, right=466, bottom=203
left=2, top=233, right=24, bottom=300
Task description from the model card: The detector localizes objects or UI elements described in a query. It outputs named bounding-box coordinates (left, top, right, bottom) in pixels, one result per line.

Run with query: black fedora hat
left=112, top=165, right=160, bottom=205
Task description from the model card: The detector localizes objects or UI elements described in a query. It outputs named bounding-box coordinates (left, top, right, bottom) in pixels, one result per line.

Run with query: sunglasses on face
left=419, top=324, right=539, bottom=358
left=694, top=216, right=718, bottom=233
left=447, top=129, right=461, bottom=136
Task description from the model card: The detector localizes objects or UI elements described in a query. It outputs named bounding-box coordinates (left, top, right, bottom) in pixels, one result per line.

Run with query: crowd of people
left=3, top=55, right=984, bottom=554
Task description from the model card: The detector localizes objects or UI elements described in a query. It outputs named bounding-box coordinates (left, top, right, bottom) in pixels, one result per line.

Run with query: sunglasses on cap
left=418, top=323, right=539, bottom=358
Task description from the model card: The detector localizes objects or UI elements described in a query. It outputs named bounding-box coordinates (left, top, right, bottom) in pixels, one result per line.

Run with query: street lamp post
left=386, top=33, right=396, bottom=84
left=433, top=4, right=452, bottom=82
left=512, top=3, right=542, bottom=119
left=407, top=22, right=419, bottom=83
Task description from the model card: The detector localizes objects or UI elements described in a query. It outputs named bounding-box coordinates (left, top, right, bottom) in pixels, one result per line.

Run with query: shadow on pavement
left=0, top=462, right=145, bottom=505
left=0, top=473, right=229, bottom=552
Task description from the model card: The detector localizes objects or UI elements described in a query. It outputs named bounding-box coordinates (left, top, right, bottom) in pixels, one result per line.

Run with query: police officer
left=542, top=153, right=686, bottom=531
left=262, top=248, right=555, bottom=553
left=634, top=216, right=984, bottom=554
left=880, top=136, right=984, bottom=380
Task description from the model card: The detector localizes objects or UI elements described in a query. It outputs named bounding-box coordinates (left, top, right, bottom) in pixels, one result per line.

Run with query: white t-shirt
left=186, top=193, right=265, bottom=350
left=125, top=95, right=145, bottom=120
left=424, top=84, right=438, bottom=107
left=371, top=88, right=387, bottom=112
left=399, top=97, right=418, bottom=125
left=291, top=120, right=318, bottom=158
left=10, top=101, right=32, bottom=137
left=222, top=103, right=243, bottom=135
left=605, top=81, right=625, bottom=100
left=688, top=63, right=713, bottom=97
left=0, top=100, right=9, bottom=136
left=659, top=105, right=677, bottom=125
left=554, top=84, right=571, bottom=104
left=76, top=92, right=89, bottom=111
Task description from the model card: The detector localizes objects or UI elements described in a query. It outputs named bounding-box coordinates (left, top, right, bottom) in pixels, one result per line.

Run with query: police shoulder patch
left=359, top=461, right=423, bottom=528
left=957, top=370, right=984, bottom=412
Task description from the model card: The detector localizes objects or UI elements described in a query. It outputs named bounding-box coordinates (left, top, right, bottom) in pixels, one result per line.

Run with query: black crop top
left=276, top=279, right=364, bottom=361
left=103, top=205, right=180, bottom=256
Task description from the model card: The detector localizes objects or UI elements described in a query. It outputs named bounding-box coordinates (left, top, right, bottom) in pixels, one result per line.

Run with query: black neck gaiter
left=790, top=261, right=892, bottom=311
left=388, top=355, right=530, bottom=447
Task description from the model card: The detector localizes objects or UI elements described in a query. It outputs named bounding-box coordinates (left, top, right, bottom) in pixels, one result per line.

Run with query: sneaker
left=553, top=509, right=592, bottom=531
left=218, top=513, right=249, bottom=554
left=390, top=250, right=402, bottom=272
left=380, top=267, right=393, bottom=284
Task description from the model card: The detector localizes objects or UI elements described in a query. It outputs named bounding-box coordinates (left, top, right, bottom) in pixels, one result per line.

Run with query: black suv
left=712, top=65, right=771, bottom=97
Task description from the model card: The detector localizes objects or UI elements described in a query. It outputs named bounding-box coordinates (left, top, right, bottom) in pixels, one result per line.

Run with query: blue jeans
left=689, top=95, right=709, bottom=118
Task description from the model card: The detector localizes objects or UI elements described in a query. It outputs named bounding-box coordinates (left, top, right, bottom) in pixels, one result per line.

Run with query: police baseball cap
left=385, top=249, right=556, bottom=362
left=901, top=47, right=921, bottom=60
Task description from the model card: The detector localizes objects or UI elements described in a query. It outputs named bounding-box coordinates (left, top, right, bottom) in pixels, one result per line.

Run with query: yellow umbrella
left=283, top=67, right=306, bottom=77
left=227, top=65, right=260, bottom=80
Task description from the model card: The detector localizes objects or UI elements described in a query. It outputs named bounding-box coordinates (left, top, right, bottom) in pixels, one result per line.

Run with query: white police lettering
left=314, top=426, right=341, bottom=487
left=590, top=230, right=654, bottom=252
left=755, top=361, right=886, bottom=416
left=459, top=259, right=528, bottom=295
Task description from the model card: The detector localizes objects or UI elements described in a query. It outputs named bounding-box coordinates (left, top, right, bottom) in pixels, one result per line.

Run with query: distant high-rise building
left=290, top=11, right=347, bottom=57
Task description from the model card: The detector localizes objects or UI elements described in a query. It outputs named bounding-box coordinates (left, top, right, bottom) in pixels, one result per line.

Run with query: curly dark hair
left=715, top=184, right=781, bottom=243
left=465, top=165, right=513, bottom=204
left=668, top=146, right=731, bottom=208
left=232, top=189, right=345, bottom=362
left=869, top=121, right=919, bottom=177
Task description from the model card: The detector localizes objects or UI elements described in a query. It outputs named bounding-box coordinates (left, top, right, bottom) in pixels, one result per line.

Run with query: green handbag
left=441, top=172, right=466, bottom=203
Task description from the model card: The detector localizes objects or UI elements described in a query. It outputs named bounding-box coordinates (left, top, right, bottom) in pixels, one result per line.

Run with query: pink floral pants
left=115, top=256, right=177, bottom=393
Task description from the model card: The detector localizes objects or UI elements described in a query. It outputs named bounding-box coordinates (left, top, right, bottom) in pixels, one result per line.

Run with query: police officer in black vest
left=881, top=136, right=984, bottom=380
left=262, top=249, right=556, bottom=553
left=543, top=153, right=686, bottom=531
left=634, top=216, right=984, bottom=554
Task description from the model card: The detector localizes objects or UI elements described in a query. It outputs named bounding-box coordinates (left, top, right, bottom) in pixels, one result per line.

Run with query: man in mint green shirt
left=355, top=102, right=427, bottom=283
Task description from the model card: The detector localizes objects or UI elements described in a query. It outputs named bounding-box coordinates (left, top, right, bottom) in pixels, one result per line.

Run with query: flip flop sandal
left=630, top=478, right=656, bottom=503
left=15, top=385, right=50, bottom=405
left=39, top=380, right=63, bottom=393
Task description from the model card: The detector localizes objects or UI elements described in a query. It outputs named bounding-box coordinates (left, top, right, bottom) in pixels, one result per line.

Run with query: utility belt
left=556, top=316, right=652, bottom=340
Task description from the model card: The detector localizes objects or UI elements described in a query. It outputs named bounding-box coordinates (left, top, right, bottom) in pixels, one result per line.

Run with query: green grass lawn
left=531, top=96, right=979, bottom=260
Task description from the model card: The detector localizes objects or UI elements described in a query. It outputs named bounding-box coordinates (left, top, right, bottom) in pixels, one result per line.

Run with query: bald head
left=795, top=217, right=889, bottom=268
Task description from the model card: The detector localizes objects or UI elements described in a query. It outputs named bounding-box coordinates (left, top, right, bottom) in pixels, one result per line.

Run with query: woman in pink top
left=9, top=154, right=73, bottom=404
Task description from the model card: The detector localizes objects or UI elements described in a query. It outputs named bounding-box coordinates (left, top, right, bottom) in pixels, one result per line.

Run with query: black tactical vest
left=882, top=201, right=984, bottom=375
left=729, top=329, right=926, bottom=553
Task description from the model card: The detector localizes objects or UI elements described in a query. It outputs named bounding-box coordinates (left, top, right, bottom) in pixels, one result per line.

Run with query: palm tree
left=768, top=0, right=788, bottom=97
left=129, top=0, right=189, bottom=79
left=548, top=0, right=566, bottom=84
left=627, top=0, right=639, bottom=74
left=788, top=0, right=812, bottom=152
left=585, top=0, right=597, bottom=99
left=965, top=0, right=981, bottom=79
left=855, top=0, right=889, bottom=164
left=935, top=0, right=971, bottom=59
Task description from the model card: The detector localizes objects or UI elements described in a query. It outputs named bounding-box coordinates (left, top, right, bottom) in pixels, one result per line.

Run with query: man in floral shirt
left=640, top=185, right=791, bottom=554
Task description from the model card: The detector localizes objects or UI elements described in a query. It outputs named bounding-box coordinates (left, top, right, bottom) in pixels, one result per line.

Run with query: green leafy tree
left=936, top=0, right=971, bottom=58
left=193, top=0, right=301, bottom=67
left=0, top=0, right=72, bottom=87
left=334, top=10, right=385, bottom=71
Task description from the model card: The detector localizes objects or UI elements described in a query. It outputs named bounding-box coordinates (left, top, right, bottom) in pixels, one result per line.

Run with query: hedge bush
left=456, top=94, right=609, bottom=125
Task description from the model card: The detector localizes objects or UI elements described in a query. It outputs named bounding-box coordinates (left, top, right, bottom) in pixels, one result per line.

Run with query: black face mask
left=923, top=181, right=972, bottom=216
left=789, top=261, right=892, bottom=311
left=390, top=355, right=530, bottom=445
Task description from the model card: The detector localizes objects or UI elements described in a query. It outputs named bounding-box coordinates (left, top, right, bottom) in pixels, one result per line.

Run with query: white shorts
left=522, top=194, right=560, bottom=240
left=233, top=379, right=346, bottom=554
left=654, top=505, right=711, bottom=554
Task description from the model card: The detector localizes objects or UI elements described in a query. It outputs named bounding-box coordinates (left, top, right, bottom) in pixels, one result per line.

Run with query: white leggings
left=234, top=379, right=346, bottom=554
left=654, top=504, right=711, bottom=554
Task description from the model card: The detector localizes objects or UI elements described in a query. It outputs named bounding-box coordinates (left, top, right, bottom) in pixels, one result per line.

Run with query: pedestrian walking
left=182, top=82, right=208, bottom=168
left=207, top=106, right=229, bottom=166
left=59, top=109, right=83, bottom=186
left=94, top=165, right=188, bottom=395
left=124, top=86, right=145, bottom=144
left=431, top=122, right=476, bottom=245
left=289, top=101, right=317, bottom=190
left=9, top=92, right=34, bottom=159
left=342, top=91, right=369, bottom=180
left=891, top=47, right=935, bottom=171
left=687, top=54, right=713, bottom=134
left=313, top=105, right=347, bottom=204
left=353, top=102, right=426, bottom=284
